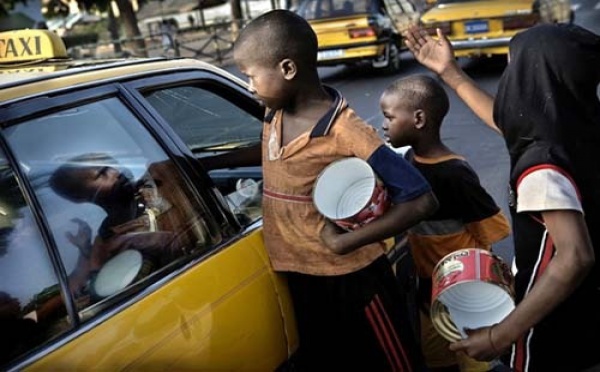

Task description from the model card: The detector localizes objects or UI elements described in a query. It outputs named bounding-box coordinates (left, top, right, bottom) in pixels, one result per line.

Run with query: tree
left=230, top=0, right=242, bottom=38
left=74, top=0, right=146, bottom=57
left=113, top=0, right=146, bottom=56
left=0, top=0, right=27, bottom=16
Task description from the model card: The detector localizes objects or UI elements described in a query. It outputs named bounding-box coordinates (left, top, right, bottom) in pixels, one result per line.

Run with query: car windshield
left=437, top=0, right=482, bottom=3
left=296, top=0, right=383, bottom=20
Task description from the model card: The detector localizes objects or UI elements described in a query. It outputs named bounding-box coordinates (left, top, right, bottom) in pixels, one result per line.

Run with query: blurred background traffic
left=1, top=0, right=585, bottom=65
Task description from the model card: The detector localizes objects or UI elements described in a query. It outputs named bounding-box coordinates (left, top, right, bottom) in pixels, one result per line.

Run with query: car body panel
left=26, top=230, right=296, bottom=371
left=296, top=0, right=419, bottom=70
left=420, top=0, right=572, bottom=57
left=309, top=15, right=390, bottom=64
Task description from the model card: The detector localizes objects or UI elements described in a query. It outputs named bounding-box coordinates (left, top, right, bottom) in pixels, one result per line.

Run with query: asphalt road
left=226, top=0, right=600, bottom=264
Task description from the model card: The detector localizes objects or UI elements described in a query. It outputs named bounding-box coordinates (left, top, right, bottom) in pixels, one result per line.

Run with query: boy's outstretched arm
left=403, top=26, right=500, bottom=135
left=321, top=191, right=438, bottom=255
left=198, top=144, right=261, bottom=171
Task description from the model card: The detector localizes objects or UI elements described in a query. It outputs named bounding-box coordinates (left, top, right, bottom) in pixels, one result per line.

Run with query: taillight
left=423, top=21, right=451, bottom=36
left=349, top=27, right=376, bottom=38
left=503, top=14, right=540, bottom=30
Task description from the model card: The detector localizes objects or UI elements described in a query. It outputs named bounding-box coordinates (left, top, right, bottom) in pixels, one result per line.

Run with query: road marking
left=594, top=2, right=600, bottom=10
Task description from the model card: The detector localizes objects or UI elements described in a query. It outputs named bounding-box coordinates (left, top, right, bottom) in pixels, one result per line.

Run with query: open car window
left=144, top=85, right=263, bottom=153
left=144, top=84, right=264, bottom=225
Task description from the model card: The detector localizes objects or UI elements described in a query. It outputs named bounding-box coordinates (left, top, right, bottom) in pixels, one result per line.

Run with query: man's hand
left=403, top=25, right=457, bottom=77
left=67, top=218, right=92, bottom=258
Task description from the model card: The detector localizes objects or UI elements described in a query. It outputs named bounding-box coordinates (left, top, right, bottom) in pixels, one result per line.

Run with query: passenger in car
left=380, top=74, right=511, bottom=372
left=204, top=9, right=439, bottom=371
left=49, top=153, right=194, bottom=298
left=403, top=23, right=600, bottom=372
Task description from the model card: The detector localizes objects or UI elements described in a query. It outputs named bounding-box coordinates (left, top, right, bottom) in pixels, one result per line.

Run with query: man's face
left=380, top=92, right=417, bottom=148
left=72, top=166, right=135, bottom=204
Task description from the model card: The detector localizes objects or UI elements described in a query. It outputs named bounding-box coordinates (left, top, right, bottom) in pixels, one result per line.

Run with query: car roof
left=0, top=29, right=247, bottom=104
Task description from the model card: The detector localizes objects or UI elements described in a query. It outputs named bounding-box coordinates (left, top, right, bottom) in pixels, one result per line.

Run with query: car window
left=0, top=152, right=71, bottom=366
left=145, top=86, right=262, bottom=152
left=437, top=0, right=480, bottom=3
left=297, top=0, right=378, bottom=19
left=1, top=96, right=223, bottom=366
left=144, top=85, right=264, bottom=225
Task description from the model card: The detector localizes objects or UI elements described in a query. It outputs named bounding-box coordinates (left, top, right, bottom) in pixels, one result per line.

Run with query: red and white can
left=431, top=248, right=515, bottom=342
left=313, top=157, right=390, bottom=231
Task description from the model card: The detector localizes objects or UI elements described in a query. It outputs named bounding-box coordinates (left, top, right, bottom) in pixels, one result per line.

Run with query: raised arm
left=403, top=26, right=501, bottom=135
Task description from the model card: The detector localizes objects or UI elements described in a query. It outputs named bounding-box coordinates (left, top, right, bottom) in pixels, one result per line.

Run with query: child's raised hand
left=403, top=25, right=456, bottom=77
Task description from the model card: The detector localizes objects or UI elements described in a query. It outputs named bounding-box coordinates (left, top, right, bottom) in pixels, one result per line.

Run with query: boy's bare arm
left=198, top=144, right=261, bottom=171
left=450, top=209, right=594, bottom=360
left=403, top=26, right=500, bottom=135
left=321, top=191, right=439, bottom=255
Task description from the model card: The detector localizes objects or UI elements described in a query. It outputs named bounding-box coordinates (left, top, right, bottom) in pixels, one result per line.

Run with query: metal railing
left=68, top=20, right=247, bottom=66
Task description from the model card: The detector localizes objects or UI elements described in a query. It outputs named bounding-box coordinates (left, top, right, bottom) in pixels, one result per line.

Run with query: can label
left=431, top=248, right=515, bottom=342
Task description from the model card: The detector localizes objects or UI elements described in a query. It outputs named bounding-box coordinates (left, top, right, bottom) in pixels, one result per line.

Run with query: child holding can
left=380, top=74, right=511, bottom=372
left=403, top=23, right=600, bottom=372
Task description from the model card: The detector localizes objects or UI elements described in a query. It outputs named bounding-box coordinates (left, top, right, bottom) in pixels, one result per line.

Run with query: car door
left=0, top=73, right=296, bottom=371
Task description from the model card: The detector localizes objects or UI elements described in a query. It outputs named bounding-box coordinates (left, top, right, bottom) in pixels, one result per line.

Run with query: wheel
left=380, top=42, right=401, bottom=75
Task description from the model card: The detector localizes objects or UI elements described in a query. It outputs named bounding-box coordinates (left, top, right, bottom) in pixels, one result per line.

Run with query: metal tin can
left=431, top=248, right=515, bottom=342
left=313, top=157, right=390, bottom=231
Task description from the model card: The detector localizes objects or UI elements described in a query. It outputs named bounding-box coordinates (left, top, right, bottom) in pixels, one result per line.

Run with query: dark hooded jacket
left=493, top=23, right=600, bottom=371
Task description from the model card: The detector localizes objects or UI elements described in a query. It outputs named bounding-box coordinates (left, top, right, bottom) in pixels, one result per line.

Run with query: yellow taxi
left=0, top=29, right=299, bottom=371
left=419, top=0, right=573, bottom=58
left=295, top=0, right=421, bottom=73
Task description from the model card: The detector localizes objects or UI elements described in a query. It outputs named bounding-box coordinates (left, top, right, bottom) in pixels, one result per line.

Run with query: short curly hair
left=234, top=9, right=318, bottom=69
left=384, top=74, right=450, bottom=128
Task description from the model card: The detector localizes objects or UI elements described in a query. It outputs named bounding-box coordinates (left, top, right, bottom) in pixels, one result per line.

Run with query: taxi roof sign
left=0, top=29, right=68, bottom=64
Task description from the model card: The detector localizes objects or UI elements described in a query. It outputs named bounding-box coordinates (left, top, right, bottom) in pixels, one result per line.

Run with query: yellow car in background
left=420, top=0, right=573, bottom=58
left=295, top=0, right=421, bottom=73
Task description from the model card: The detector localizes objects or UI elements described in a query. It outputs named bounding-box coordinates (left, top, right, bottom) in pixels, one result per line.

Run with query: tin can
left=313, top=157, right=390, bottom=231
left=431, top=248, right=515, bottom=342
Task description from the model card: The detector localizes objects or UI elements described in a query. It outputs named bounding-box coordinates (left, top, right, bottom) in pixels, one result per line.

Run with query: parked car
left=419, top=0, right=573, bottom=58
left=0, top=28, right=296, bottom=371
left=295, top=0, right=421, bottom=73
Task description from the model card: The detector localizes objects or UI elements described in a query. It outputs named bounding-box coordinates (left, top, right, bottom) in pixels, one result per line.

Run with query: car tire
left=380, top=42, right=401, bottom=75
